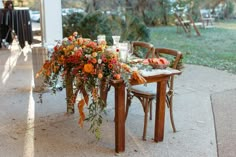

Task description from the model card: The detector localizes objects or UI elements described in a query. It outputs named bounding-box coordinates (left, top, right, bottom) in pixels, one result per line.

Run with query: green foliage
left=225, top=1, right=235, bottom=18
left=62, top=11, right=150, bottom=44
left=86, top=98, right=106, bottom=140
left=62, top=13, right=85, bottom=37
left=78, top=11, right=113, bottom=41
left=143, top=9, right=160, bottom=26
left=120, top=13, right=150, bottom=42
left=61, top=0, right=85, bottom=8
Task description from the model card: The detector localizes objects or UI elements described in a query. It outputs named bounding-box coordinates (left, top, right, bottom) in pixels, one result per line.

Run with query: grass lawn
left=150, top=20, right=236, bottom=74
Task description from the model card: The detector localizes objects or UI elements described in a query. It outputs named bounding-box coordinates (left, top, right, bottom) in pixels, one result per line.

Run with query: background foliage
left=18, top=0, right=236, bottom=24
left=62, top=11, right=150, bottom=44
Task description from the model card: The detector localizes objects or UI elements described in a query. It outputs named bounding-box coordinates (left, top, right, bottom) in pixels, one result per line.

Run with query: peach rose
left=113, top=73, right=121, bottom=80
left=91, top=58, right=97, bottom=64
left=98, top=72, right=103, bottom=79
left=83, top=63, right=94, bottom=73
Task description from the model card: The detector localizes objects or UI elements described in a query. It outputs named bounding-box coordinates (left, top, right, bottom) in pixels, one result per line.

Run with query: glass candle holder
left=118, top=42, right=129, bottom=62
left=112, top=35, right=120, bottom=47
left=97, top=35, right=106, bottom=44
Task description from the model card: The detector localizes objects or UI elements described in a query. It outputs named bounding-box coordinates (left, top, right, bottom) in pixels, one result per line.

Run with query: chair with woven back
left=131, top=41, right=155, bottom=59
left=125, top=47, right=183, bottom=140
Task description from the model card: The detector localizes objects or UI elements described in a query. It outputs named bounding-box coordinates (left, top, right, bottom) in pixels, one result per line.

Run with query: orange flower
left=121, top=63, right=131, bottom=72
left=69, top=44, right=75, bottom=51
left=98, top=72, right=103, bottom=79
left=96, top=46, right=103, bottom=52
left=43, top=61, right=51, bottom=69
left=58, top=56, right=64, bottom=64
left=91, top=58, right=97, bottom=64
left=83, top=63, right=94, bottom=73
left=77, top=37, right=84, bottom=45
left=68, top=35, right=73, bottom=41
left=113, top=73, right=121, bottom=80
left=86, top=41, right=97, bottom=49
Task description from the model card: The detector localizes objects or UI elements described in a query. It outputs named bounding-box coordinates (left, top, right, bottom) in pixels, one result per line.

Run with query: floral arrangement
left=36, top=32, right=145, bottom=139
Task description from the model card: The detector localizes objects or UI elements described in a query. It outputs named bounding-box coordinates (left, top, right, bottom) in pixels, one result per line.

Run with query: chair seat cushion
left=130, top=83, right=156, bottom=96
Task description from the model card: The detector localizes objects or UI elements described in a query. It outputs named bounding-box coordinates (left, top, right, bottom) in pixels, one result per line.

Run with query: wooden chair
left=200, top=9, right=215, bottom=28
left=174, top=12, right=201, bottom=36
left=131, top=41, right=155, bottom=59
left=107, top=41, right=155, bottom=122
left=174, top=12, right=191, bottom=34
left=125, top=48, right=183, bottom=140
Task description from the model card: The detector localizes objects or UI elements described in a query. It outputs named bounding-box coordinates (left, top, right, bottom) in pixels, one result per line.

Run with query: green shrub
left=62, top=12, right=85, bottom=37
left=62, top=11, right=150, bottom=44
left=226, top=1, right=234, bottom=18
left=78, top=11, right=113, bottom=42
left=113, top=13, right=150, bottom=42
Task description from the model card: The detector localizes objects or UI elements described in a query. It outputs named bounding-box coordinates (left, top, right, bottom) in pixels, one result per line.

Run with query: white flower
left=85, top=54, right=91, bottom=59
left=74, top=47, right=78, bottom=51
left=98, top=59, right=102, bottom=64
left=62, top=37, right=68, bottom=42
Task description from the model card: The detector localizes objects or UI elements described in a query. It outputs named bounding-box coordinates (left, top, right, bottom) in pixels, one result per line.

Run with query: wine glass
left=112, top=35, right=120, bottom=47
left=127, top=41, right=133, bottom=58
left=123, top=41, right=133, bottom=61
left=118, top=42, right=129, bottom=62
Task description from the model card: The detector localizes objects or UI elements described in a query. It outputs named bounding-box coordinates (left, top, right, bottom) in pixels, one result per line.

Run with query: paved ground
left=1, top=46, right=236, bottom=157
left=211, top=89, right=236, bottom=157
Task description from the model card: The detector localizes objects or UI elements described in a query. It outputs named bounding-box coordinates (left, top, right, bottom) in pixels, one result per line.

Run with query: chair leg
left=127, top=92, right=154, bottom=140
left=149, top=101, right=152, bottom=120
left=169, top=97, right=176, bottom=132
left=125, top=91, right=132, bottom=121
left=143, top=98, right=149, bottom=141
left=166, top=86, right=176, bottom=132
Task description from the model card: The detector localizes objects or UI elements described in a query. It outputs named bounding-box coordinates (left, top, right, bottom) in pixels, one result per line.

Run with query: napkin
left=140, top=69, right=171, bottom=77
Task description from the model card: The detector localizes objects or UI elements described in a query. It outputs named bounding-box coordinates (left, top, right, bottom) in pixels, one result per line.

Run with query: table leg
left=114, top=82, right=125, bottom=153
left=100, top=79, right=108, bottom=106
left=154, top=80, right=167, bottom=142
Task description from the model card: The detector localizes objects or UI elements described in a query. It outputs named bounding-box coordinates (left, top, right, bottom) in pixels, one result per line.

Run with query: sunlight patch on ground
left=23, top=78, right=35, bottom=157
left=215, top=22, right=236, bottom=30
left=1, top=39, right=32, bottom=84
left=1, top=40, right=22, bottom=84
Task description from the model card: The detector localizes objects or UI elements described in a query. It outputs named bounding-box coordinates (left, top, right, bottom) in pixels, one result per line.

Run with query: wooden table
left=109, top=68, right=181, bottom=153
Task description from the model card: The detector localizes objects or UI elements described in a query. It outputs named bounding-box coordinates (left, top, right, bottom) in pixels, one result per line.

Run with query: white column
left=40, top=0, right=62, bottom=47
left=0, top=2, right=3, bottom=8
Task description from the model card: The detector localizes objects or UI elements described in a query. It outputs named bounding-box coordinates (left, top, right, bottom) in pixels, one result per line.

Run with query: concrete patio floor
left=1, top=46, right=236, bottom=157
